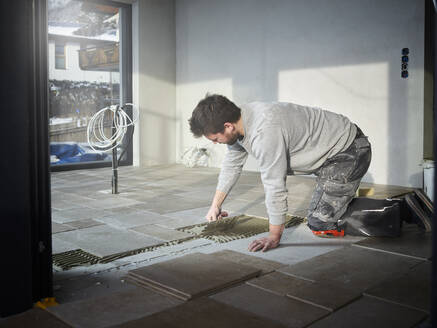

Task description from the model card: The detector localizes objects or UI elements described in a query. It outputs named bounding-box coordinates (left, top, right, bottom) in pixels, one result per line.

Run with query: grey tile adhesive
left=52, top=214, right=305, bottom=270
left=177, top=214, right=306, bottom=243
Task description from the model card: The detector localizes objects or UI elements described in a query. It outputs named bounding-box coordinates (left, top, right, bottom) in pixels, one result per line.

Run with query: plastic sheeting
left=341, top=198, right=405, bottom=237
left=50, top=142, right=108, bottom=164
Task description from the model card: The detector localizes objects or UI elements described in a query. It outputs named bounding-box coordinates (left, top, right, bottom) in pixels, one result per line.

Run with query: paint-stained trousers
left=307, top=126, right=372, bottom=231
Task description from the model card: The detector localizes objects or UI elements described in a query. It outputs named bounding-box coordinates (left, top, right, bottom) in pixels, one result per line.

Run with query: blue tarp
left=50, top=142, right=108, bottom=164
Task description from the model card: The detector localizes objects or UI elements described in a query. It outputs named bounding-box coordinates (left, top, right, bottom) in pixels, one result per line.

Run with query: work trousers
left=307, top=126, right=372, bottom=230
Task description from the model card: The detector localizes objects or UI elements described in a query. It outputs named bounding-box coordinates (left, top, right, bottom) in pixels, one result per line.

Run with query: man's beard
left=226, top=133, right=241, bottom=145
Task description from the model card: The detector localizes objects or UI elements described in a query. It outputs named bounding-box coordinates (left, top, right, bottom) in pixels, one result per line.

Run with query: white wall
left=48, top=40, right=119, bottom=83
left=175, top=0, right=425, bottom=187
left=133, top=0, right=176, bottom=166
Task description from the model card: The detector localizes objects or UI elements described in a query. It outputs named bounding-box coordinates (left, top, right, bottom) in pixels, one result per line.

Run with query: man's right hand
left=206, top=205, right=228, bottom=222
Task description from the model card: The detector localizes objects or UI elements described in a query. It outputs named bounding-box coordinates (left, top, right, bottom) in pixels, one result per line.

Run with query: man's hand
left=248, top=223, right=284, bottom=252
left=248, top=236, right=280, bottom=252
left=206, top=205, right=228, bottom=222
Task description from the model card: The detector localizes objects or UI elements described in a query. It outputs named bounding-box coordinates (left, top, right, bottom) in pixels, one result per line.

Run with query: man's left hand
left=248, top=236, right=280, bottom=252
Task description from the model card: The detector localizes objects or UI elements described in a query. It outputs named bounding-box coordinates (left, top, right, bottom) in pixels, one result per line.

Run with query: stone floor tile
left=247, top=271, right=360, bottom=311
left=51, top=199, right=88, bottom=211
left=211, top=283, right=329, bottom=328
left=163, top=206, right=214, bottom=220
left=278, top=246, right=422, bottom=292
left=128, top=252, right=261, bottom=300
left=209, top=249, right=283, bottom=275
left=112, top=297, right=286, bottom=328
left=95, top=211, right=171, bottom=229
left=221, top=199, right=265, bottom=214
left=78, top=197, right=143, bottom=210
left=307, top=296, right=427, bottom=328
left=155, top=207, right=221, bottom=229
left=174, top=189, right=217, bottom=201
left=53, top=269, right=131, bottom=303
left=65, top=219, right=104, bottom=230
left=52, top=222, right=75, bottom=234
left=52, top=236, right=79, bottom=254
left=353, top=229, right=432, bottom=260
left=130, top=224, right=193, bottom=241
left=146, top=197, right=211, bottom=214
left=48, top=286, right=182, bottom=328
left=51, top=207, right=111, bottom=224
left=364, top=261, right=431, bottom=312
left=55, top=225, right=163, bottom=257
left=0, top=308, right=70, bottom=328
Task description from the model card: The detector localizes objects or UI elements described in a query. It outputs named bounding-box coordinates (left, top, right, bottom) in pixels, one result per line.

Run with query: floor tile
left=247, top=271, right=360, bottom=311
left=54, top=269, right=131, bottom=303
left=130, top=224, right=193, bottom=241
left=51, top=207, right=111, bottom=224
left=307, top=296, right=427, bottom=328
left=51, top=199, right=88, bottom=211
left=48, top=286, right=182, bottom=328
left=112, top=297, right=286, bottom=328
left=211, top=283, right=329, bottom=328
left=96, top=211, right=171, bottom=229
left=156, top=214, right=212, bottom=230
left=0, top=308, right=70, bottom=328
left=364, top=261, right=431, bottom=312
left=55, top=225, right=163, bottom=257
left=52, top=222, right=75, bottom=234
left=278, top=246, right=422, bottom=292
left=127, top=252, right=261, bottom=300
left=157, top=198, right=211, bottom=214
left=209, top=249, right=283, bottom=274
left=163, top=206, right=211, bottom=220
left=78, top=197, right=143, bottom=210
left=65, top=219, right=103, bottom=229
left=52, top=236, right=79, bottom=254
left=353, top=229, right=432, bottom=260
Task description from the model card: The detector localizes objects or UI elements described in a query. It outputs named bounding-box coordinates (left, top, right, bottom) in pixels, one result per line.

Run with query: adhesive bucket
left=423, top=159, right=434, bottom=201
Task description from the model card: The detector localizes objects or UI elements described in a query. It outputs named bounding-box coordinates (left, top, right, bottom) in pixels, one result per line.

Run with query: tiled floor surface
left=1, top=164, right=430, bottom=327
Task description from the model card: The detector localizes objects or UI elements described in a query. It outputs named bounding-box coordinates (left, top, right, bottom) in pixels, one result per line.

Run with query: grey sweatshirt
left=216, top=101, right=357, bottom=225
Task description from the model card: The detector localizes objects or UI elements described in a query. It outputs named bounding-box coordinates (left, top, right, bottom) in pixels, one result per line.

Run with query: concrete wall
left=132, top=0, right=176, bottom=166
left=175, top=0, right=425, bottom=187
left=48, top=41, right=119, bottom=83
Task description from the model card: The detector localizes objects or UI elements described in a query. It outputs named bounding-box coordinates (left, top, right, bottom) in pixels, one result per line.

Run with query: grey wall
left=133, top=0, right=176, bottom=166
left=175, top=0, right=425, bottom=187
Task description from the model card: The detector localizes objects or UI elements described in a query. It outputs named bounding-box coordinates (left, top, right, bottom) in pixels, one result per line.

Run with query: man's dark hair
left=189, top=94, right=241, bottom=137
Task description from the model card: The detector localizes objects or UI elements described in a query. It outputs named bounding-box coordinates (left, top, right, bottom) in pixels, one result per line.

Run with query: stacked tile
left=126, top=252, right=261, bottom=300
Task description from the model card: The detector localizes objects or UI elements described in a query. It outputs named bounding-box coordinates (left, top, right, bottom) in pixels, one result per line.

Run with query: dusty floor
left=2, top=164, right=430, bottom=327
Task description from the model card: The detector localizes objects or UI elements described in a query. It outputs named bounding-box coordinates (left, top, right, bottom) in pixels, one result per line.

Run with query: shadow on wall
left=173, top=0, right=424, bottom=187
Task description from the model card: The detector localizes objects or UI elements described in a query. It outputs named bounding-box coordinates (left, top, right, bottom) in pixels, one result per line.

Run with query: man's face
left=206, top=124, right=239, bottom=145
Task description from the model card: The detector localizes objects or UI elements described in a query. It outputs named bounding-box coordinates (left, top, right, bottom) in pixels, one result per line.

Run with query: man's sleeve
left=252, top=127, right=288, bottom=225
left=216, top=142, right=248, bottom=194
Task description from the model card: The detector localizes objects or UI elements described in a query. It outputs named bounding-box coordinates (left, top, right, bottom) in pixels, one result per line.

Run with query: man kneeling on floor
left=188, top=94, right=371, bottom=252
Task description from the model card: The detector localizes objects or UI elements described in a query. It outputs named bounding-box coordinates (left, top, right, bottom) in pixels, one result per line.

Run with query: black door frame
left=0, top=0, right=52, bottom=317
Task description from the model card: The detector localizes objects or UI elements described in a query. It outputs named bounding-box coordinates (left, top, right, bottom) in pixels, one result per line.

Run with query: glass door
left=48, top=0, right=132, bottom=170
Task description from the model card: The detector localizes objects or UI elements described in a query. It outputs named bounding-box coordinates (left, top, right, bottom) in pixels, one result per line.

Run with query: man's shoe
left=308, top=222, right=345, bottom=237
